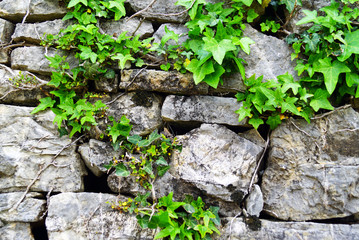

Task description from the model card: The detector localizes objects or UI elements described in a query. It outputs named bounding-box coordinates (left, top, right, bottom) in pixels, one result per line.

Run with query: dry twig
left=22, top=0, right=32, bottom=24
left=127, top=0, right=158, bottom=22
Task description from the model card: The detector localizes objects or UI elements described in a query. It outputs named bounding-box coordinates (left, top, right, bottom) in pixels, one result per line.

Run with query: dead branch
left=1, top=41, right=26, bottom=50
left=127, top=0, right=158, bottom=22
left=311, top=104, right=352, bottom=120
left=229, top=210, right=243, bottom=240
left=11, top=135, right=85, bottom=211
left=22, top=0, right=32, bottom=24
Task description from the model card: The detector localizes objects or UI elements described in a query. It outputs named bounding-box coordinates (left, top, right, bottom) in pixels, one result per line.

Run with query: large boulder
left=262, top=107, right=359, bottom=221
left=171, top=124, right=264, bottom=202
left=0, top=0, right=67, bottom=22
left=11, top=46, right=78, bottom=75
left=220, top=218, right=359, bottom=240
left=239, top=24, right=298, bottom=80
left=120, top=69, right=208, bottom=95
left=0, top=192, right=46, bottom=222
left=0, top=104, right=87, bottom=193
left=161, top=95, right=247, bottom=127
left=46, top=192, right=154, bottom=240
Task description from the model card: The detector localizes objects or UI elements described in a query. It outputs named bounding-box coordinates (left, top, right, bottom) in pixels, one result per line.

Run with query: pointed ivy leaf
left=281, top=97, right=300, bottom=115
left=203, top=38, right=236, bottom=65
left=313, top=58, right=351, bottom=94
left=239, top=0, right=254, bottom=7
left=346, top=72, right=359, bottom=87
left=309, top=88, right=334, bottom=112
left=235, top=104, right=252, bottom=122
left=31, top=97, right=56, bottom=114
left=114, top=163, right=130, bottom=177
left=52, top=108, right=68, bottom=129
left=338, top=30, right=359, bottom=62
left=298, top=88, right=313, bottom=103
left=236, top=37, right=255, bottom=55
left=156, top=156, right=168, bottom=166
left=161, top=26, right=179, bottom=46
left=277, top=73, right=301, bottom=95
left=296, top=10, right=319, bottom=25
left=127, top=135, right=142, bottom=145
left=186, top=59, right=214, bottom=84
left=108, top=0, right=126, bottom=20
left=194, top=224, right=213, bottom=239
left=68, top=0, right=88, bottom=8
left=280, top=0, right=302, bottom=12
left=247, top=9, right=259, bottom=22
left=68, top=121, right=82, bottom=137
left=266, top=114, right=282, bottom=130
left=112, top=53, right=135, bottom=70
left=157, top=166, right=170, bottom=177
left=203, top=64, right=225, bottom=88
left=248, top=117, right=264, bottom=129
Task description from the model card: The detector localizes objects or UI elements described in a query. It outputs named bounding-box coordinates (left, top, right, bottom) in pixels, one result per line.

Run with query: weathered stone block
left=171, top=124, right=263, bottom=202
left=0, top=18, right=14, bottom=44
left=11, top=46, right=78, bottom=75
left=161, top=95, right=247, bottom=126
left=0, top=222, right=34, bottom=240
left=100, top=18, right=154, bottom=39
left=262, top=107, right=359, bottom=221
left=0, top=104, right=87, bottom=193
left=46, top=192, right=154, bottom=240
left=120, top=69, right=208, bottom=94
left=0, top=192, right=46, bottom=222
left=0, top=0, right=67, bottom=22
left=220, top=218, right=359, bottom=240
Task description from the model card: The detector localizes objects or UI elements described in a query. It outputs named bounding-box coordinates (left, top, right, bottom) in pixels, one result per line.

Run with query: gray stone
left=0, top=0, right=67, bottom=23
left=161, top=95, right=247, bottom=126
left=0, top=222, right=34, bottom=240
left=220, top=218, right=359, bottom=240
left=0, top=68, right=47, bottom=105
left=12, top=19, right=70, bottom=44
left=262, top=107, right=359, bottom=221
left=0, top=49, right=9, bottom=64
left=120, top=69, right=208, bottom=94
left=0, top=104, right=87, bottom=193
left=78, top=139, right=122, bottom=177
left=239, top=24, right=298, bottom=80
left=245, top=185, right=263, bottom=217
left=103, top=91, right=163, bottom=136
left=0, top=192, right=46, bottom=222
left=0, top=18, right=14, bottom=44
left=11, top=46, right=78, bottom=75
left=239, top=129, right=266, bottom=148
left=127, top=0, right=188, bottom=23
left=46, top=192, right=154, bottom=240
left=153, top=23, right=189, bottom=46
left=171, top=124, right=264, bottom=202
left=93, top=74, right=118, bottom=93
left=100, top=18, right=154, bottom=39
left=210, top=73, right=246, bottom=94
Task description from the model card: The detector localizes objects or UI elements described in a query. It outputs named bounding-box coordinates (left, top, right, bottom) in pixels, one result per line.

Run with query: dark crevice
left=83, top=168, right=113, bottom=194
left=31, top=219, right=48, bottom=240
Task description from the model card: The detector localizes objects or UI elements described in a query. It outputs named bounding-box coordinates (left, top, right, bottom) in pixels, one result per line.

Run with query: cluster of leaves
left=111, top=192, right=220, bottom=240
left=236, top=0, right=359, bottom=129
left=105, top=117, right=181, bottom=189
left=289, top=0, right=359, bottom=100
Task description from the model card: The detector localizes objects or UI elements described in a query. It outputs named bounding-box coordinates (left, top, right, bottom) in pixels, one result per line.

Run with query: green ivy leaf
left=186, top=59, right=214, bottom=84
left=203, top=38, right=236, bottom=65
left=247, top=9, right=259, bottom=23
left=114, top=162, right=130, bottom=177
left=68, top=121, right=82, bottom=137
left=112, top=53, right=135, bottom=70
left=267, top=114, right=282, bottom=130
left=236, top=37, right=255, bottom=55
left=194, top=224, right=213, bottom=239
left=203, top=64, right=225, bottom=88
left=313, top=58, right=351, bottom=94
left=31, top=97, right=56, bottom=114
left=158, top=166, right=170, bottom=177
left=296, top=10, right=319, bottom=25
left=346, top=72, right=359, bottom=87
left=248, top=117, right=264, bottom=129
left=68, top=0, right=88, bottom=8
left=309, top=88, right=334, bottom=112
left=280, top=0, right=302, bottom=13
left=338, top=30, right=359, bottom=61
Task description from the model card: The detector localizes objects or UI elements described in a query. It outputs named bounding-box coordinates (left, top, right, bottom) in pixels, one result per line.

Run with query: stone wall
left=1, top=0, right=359, bottom=239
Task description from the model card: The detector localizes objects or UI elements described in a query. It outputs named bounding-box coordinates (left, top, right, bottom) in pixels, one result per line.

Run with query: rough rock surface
left=93, top=74, right=118, bottom=93
left=0, top=0, right=67, bottom=22
left=0, top=104, right=87, bottom=192
left=0, top=18, right=14, bottom=44
left=211, top=73, right=246, bottom=94
left=245, top=184, right=263, bottom=217
left=78, top=139, right=122, bottom=177
left=0, top=68, right=47, bottom=104
left=46, top=192, right=153, bottom=240
left=11, top=46, right=78, bottom=75
left=11, top=19, right=69, bottom=44
left=120, top=69, right=208, bottom=94
left=171, top=124, right=263, bottom=202
left=127, top=0, right=187, bottom=23
left=0, top=192, right=46, bottom=222
left=0, top=222, right=34, bottom=240
left=100, top=18, right=154, bottom=39
left=262, top=107, right=359, bottom=221
left=239, top=24, right=298, bottom=80
left=220, top=218, right=359, bottom=240
left=105, top=91, right=163, bottom=136
left=161, top=95, right=247, bottom=126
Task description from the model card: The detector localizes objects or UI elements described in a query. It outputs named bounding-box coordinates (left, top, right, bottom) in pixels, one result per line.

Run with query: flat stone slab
left=171, top=124, right=263, bottom=202
left=0, top=0, right=67, bottom=23
left=11, top=46, right=78, bottom=75
left=0, top=104, right=87, bottom=193
left=161, top=95, right=247, bottom=126
left=0, top=222, right=34, bottom=240
left=220, top=218, right=359, bottom=240
left=0, top=192, right=46, bottom=222
left=46, top=192, right=154, bottom=240
left=262, top=107, right=359, bottom=221
left=120, top=69, right=208, bottom=95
